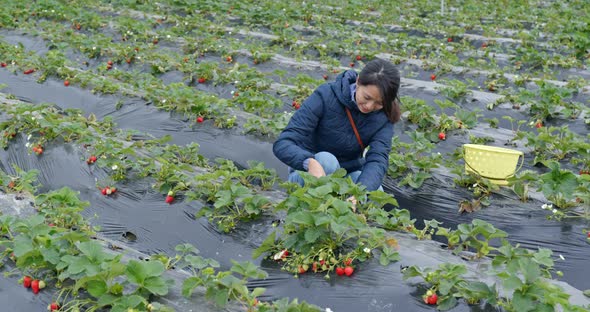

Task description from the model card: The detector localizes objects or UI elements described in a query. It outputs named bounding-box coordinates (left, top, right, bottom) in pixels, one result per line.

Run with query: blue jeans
left=288, top=151, right=383, bottom=191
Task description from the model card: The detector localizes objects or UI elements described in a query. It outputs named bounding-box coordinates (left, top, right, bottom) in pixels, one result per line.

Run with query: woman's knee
left=314, top=151, right=340, bottom=174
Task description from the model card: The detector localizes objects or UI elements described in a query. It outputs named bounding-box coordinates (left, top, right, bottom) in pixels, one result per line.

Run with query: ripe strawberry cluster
left=101, top=186, right=117, bottom=196
left=21, top=276, right=46, bottom=295
left=32, top=145, right=44, bottom=155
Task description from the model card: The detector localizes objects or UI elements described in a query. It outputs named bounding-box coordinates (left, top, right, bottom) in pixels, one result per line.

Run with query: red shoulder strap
left=345, top=107, right=365, bottom=151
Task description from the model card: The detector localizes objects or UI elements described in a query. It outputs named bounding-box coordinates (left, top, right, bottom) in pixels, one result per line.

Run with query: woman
left=273, top=58, right=401, bottom=192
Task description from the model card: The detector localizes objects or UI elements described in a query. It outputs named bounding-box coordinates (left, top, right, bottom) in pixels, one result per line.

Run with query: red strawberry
left=438, top=132, right=446, bottom=140
left=101, top=188, right=107, bottom=195
left=196, top=116, right=204, bottom=123
left=535, top=122, right=543, bottom=128
left=344, top=266, right=354, bottom=276
left=587, top=232, right=590, bottom=238
left=319, top=260, right=325, bottom=266
left=282, top=250, right=289, bottom=259
left=31, top=279, right=40, bottom=294
left=49, top=302, right=60, bottom=311
left=165, top=195, right=174, bottom=204
left=106, top=64, right=112, bottom=70
left=322, top=74, right=328, bottom=80
left=447, top=37, right=453, bottom=42
left=126, top=58, right=131, bottom=64
left=356, top=55, right=362, bottom=61
left=23, top=276, right=32, bottom=288
left=110, top=187, right=117, bottom=194
left=107, top=60, right=113, bottom=66
left=481, top=42, right=488, bottom=48
left=87, top=155, right=97, bottom=164
left=35, top=147, right=43, bottom=155
left=335, top=267, right=345, bottom=276
left=197, top=77, right=206, bottom=83
left=226, top=56, right=233, bottom=62
left=427, top=293, right=438, bottom=305
left=0, top=62, right=6, bottom=67
left=153, top=38, right=159, bottom=44
left=292, top=101, right=300, bottom=110
left=430, top=74, right=436, bottom=81
left=312, top=262, right=318, bottom=272
left=298, top=266, right=306, bottom=274
left=24, top=69, right=35, bottom=75
left=344, top=258, right=352, bottom=266
left=349, top=62, right=355, bottom=67
left=64, top=80, right=70, bottom=87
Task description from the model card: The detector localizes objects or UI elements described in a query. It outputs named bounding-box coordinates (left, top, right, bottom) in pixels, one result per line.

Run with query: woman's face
left=355, top=80, right=383, bottom=114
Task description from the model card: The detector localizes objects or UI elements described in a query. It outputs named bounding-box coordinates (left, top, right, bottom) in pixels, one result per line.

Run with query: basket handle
left=464, top=153, right=524, bottom=182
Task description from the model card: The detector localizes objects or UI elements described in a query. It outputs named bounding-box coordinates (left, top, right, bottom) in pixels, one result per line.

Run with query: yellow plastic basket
left=463, top=144, right=524, bottom=185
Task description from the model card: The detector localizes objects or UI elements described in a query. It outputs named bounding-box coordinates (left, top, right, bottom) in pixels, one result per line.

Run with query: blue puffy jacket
left=273, top=70, right=394, bottom=191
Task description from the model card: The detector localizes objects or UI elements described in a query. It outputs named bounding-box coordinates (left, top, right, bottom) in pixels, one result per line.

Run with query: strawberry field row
left=1, top=2, right=588, bottom=215
left=1, top=93, right=589, bottom=311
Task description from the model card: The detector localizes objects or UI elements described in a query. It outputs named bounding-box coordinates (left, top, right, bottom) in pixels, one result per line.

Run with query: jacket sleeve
left=273, top=89, right=325, bottom=171
left=356, top=123, right=394, bottom=191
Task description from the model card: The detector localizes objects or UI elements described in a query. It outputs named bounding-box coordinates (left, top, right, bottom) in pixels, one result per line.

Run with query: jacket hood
left=331, top=70, right=359, bottom=111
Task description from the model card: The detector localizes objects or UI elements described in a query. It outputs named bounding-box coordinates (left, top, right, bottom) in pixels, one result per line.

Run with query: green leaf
left=78, top=241, right=106, bottom=262
left=214, top=289, right=230, bottom=307
left=144, top=276, right=169, bottom=296
left=13, top=236, right=34, bottom=257
left=182, top=276, right=202, bottom=298
left=439, top=279, right=455, bottom=295
left=502, top=275, right=523, bottom=291
left=330, top=219, right=348, bottom=235
left=251, top=287, right=266, bottom=298
left=512, top=289, right=536, bottom=312
left=87, top=279, right=108, bottom=298
left=307, top=184, right=333, bottom=198
left=252, top=231, right=275, bottom=259
left=437, top=295, right=458, bottom=311
left=288, top=211, right=314, bottom=226
left=67, top=257, right=91, bottom=275
left=304, top=227, right=322, bottom=243
left=519, top=258, right=540, bottom=283
left=125, top=260, right=146, bottom=285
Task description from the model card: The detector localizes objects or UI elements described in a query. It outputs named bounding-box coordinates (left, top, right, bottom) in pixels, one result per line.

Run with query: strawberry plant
left=435, top=219, right=507, bottom=259
left=436, top=79, right=474, bottom=99
left=537, top=161, right=579, bottom=208
left=253, top=170, right=401, bottom=276
left=388, top=133, right=442, bottom=188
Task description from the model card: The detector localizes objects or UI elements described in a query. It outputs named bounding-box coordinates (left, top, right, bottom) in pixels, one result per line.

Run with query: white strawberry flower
left=552, top=209, right=557, bottom=214
left=273, top=250, right=287, bottom=261
left=27, top=134, right=31, bottom=141
left=363, top=247, right=371, bottom=254
left=325, top=308, right=333, bottom=312
left=112, top=165, right=118, bottom=170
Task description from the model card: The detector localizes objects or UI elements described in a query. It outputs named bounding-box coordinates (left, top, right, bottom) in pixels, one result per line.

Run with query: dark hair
left=357, top=58, right=401, bottom=123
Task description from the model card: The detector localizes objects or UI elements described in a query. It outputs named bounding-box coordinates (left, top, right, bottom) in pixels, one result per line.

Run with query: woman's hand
left=307, top=158, right=326, bottom=177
